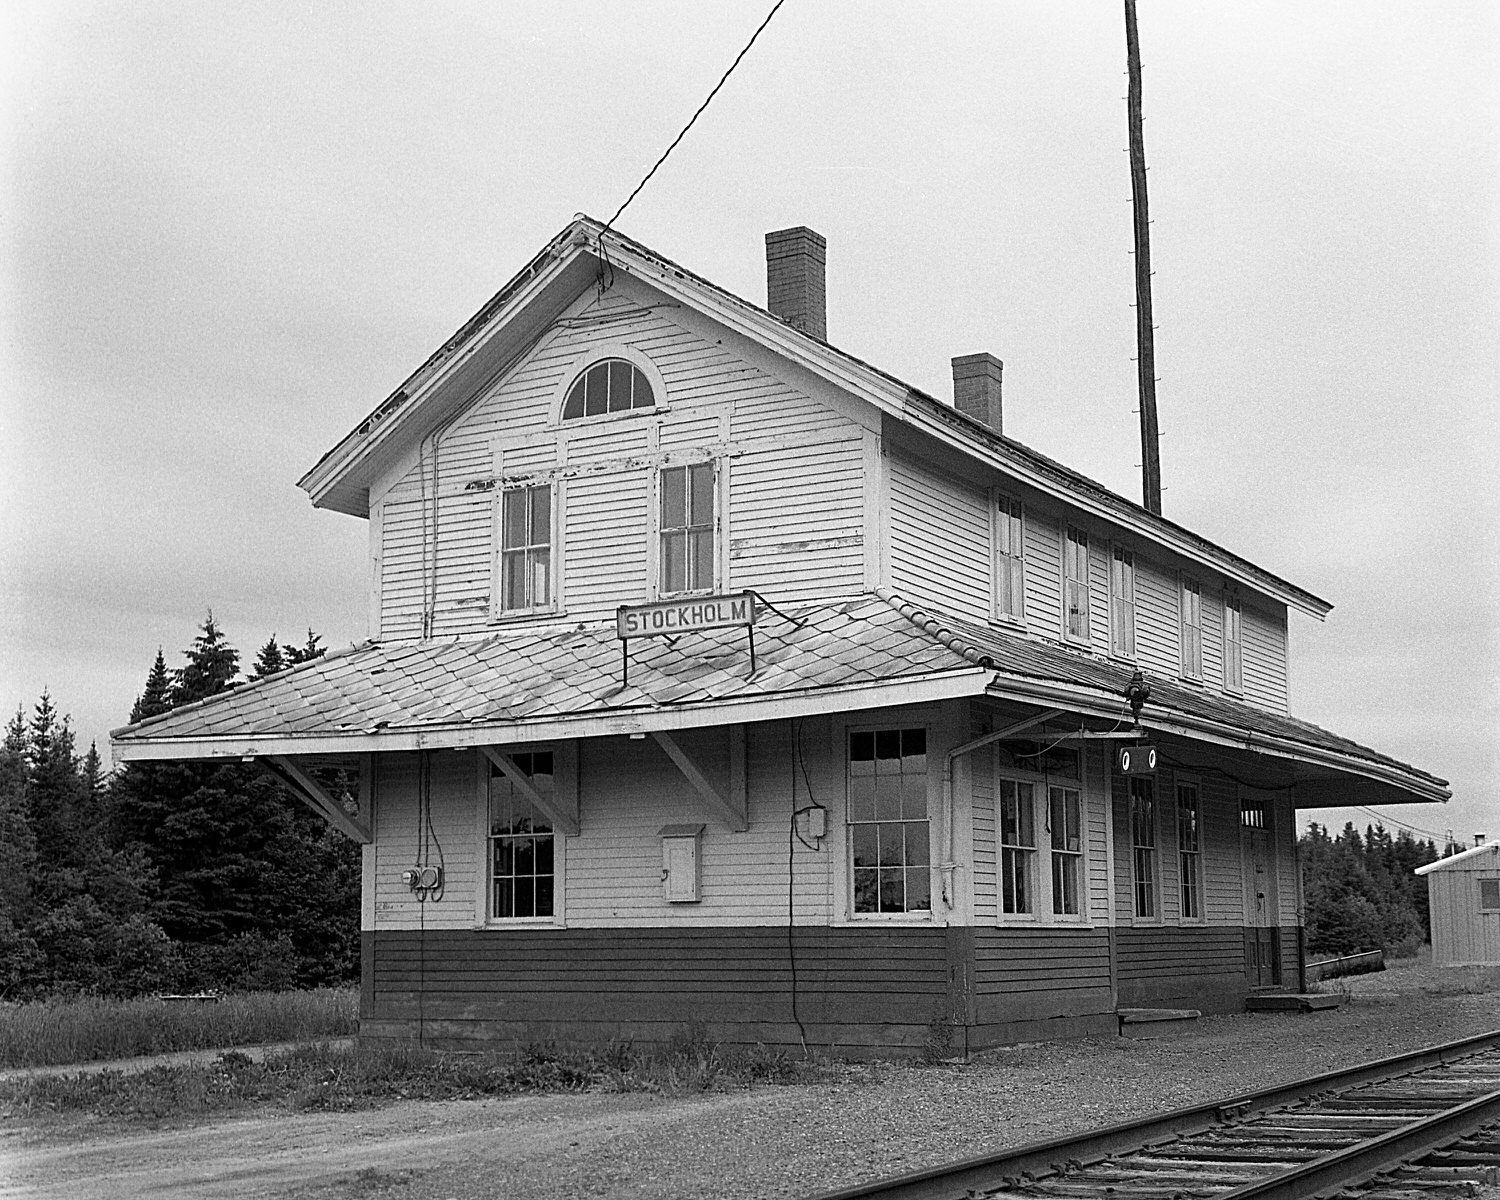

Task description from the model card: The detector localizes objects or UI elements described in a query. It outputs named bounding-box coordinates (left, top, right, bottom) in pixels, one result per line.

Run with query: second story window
left=1110, top=547, right=1136, bottom=658
left=994, top=495, right=1025, bottom=622
left=1224, top=594, right=1244, bottom=693
left=499, top=484, right=551, bottom=613
left=1064, top=526, right=1090, bottom=643
left=1181, top=576, right=1203, bottom=679
left=659, top=462, right=715, bottom=595
left=561, top=358, right=656, bottom=419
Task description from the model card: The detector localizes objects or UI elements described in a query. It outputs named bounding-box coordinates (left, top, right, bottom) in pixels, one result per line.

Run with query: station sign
left=616, top=592, right=757, bottom=640
left=1117, top=744, right=1159, bottom=775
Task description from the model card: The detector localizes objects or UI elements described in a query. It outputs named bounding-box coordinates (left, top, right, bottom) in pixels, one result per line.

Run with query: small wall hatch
left=660, top=823, right=705, bottom=903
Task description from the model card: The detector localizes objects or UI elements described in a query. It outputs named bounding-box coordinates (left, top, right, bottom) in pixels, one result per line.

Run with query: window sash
left=1111, top=548, right=1135, bottom=657
left=1181, top=578, right=1203, bottom=678
left=562, top=359, right=656, bottom=420
left=1130, top=778, right=1157, bottom=918
left=849, top=728, right=931, bottom=915
left=1224, top=596, right=1244, bottom=691
left=490, top=752, right=557, bottom=920
left=999, top=780, right=1036, bottom=914
left=499, top=485, right=552, bottom=611
left=995, top=497, right=1026, bottom=620
left=660, top=463, right=715, bottom=594
left=1177, top=782, right=1202, bottom=920
left=1065, top=527, right=1090, bottom=641
left=1480, top=879, right=1500, bottom=911
left=1049, top=786, right=1083, bottom=916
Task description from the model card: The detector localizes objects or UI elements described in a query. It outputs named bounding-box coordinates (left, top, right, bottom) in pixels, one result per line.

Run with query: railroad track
left=810, top=1030, right=1500, bottom=1200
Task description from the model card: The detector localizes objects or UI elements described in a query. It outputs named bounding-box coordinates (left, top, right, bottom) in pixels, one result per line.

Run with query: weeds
left=0, top=1032, right=807, bottom=1123
left=0, top=988, right=359, bottom=1069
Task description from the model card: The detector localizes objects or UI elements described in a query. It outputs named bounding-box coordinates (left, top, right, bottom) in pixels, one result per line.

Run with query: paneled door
left=1241, top=795, right=1280, bottom=987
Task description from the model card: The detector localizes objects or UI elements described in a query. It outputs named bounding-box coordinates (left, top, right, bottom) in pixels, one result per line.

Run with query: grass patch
left=0, top=1033, right=807, bottom=1122
left=0, top=988, right=358, bottom=1068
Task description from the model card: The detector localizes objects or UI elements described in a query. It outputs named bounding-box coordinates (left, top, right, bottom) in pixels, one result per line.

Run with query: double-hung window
left=1223, top=595, right=1244, bottom=693
left=1130, top=778, right=1158, bottom=918
left=1180, top=577, right=1203, bottom=679
left=1064, top=526, right=1091, bottom=643
left=1049, top=785, right=1083, bottom=916
left=848, top=728, right=930, bottom=915
left=489, top=751, right=556, bottom=920
left=994, top=495, right=1026, bottom=622
left=659, top=462, right=716, bottom=595
left=1177, top=781, right=1203, bottom=920
left=1110, top=547, right=1136, bottom=658
left=499, top=484, right=552, bottom=613
left=998, top=780, right=1036, bottom=914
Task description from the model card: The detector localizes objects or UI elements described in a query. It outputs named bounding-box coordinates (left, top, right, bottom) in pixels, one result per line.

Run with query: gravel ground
left=4, top=957, right=1499, bottom=1199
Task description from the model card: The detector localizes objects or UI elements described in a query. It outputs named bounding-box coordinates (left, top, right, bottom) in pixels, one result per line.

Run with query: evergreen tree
left=285, top=629, right=325, bottom=666
left=174, top=612, right=239, bottom=705
left=252, top=636, right=287, bottom=678
left=129, top=649, right=173, bottom=724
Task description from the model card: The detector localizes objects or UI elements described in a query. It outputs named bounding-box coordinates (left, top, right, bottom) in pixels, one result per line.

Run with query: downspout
left=939, top=709, right=1064, bottom=908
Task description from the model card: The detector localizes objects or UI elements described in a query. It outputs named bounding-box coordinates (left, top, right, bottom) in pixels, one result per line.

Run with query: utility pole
left=1125, top=0, right=1163, bottom=515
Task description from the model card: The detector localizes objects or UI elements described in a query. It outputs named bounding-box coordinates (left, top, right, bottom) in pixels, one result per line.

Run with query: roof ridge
left=872, top=588, right=997, bottom=670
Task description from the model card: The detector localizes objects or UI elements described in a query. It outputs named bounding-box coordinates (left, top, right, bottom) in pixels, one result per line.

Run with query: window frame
left=1110, top=545, right=1137, bottom=660
left=846, top=725, right=934, bottom=921
left=1175, top=776, right=1205, bottom=923
left=1180, top=575, right=1204, bottom=681
left=1063, top=525, right=1092, bottom=645
left=1479, top=879, right=1500, bottom=912
left=992, top=744, right=1089, bottom=926
left=485, top=749, right=561, bottom=925
left=551, top=345, right=668, bottom=427
left=998, top=778, right=1038, bottom=916
left=1223, top=593, right=1244, bottom=694
left=653, top=459, right=722, bottom=599
left=992, top=492, right=1027, bottom=626
left=493, top=480, right=557, bottom=619
left=1129, top=776, right=1160, bottom=921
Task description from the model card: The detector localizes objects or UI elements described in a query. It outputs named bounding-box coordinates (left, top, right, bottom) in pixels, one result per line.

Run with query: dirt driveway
left=4, top=967, right=1498, bottom=1199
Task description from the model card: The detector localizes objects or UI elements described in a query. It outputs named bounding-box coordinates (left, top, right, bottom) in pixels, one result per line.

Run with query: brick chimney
left=765, top=227, right=827, bottom=340
left=952, top=353, right=1004, bottom=434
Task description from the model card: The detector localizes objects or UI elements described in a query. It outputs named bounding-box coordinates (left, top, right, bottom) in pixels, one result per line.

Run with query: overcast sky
left=2, top=1, right=1495, bottom=846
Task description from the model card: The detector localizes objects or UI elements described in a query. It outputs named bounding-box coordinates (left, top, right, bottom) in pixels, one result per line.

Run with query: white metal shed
left=1416, top=842, right=1500, bottom=965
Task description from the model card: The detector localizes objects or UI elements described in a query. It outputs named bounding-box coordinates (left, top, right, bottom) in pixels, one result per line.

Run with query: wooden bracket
left=652, top=729, right=748, bottom=832
left=480, top=746, right=580, bottom=836
left=266, top=756, right=371, bottom=844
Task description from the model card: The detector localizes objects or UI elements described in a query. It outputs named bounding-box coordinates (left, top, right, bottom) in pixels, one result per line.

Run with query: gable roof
left=1415, top=842, right=1500, bottom=875
left=299, top=215, right=1331, bottom=619
left=111, top=591, right=1444, bottom=807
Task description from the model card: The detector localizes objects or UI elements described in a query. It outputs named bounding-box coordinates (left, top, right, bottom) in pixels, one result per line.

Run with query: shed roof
left=111, top=591, right=1444, bottom=806
left=1415, top=842, right=1500, bottom=875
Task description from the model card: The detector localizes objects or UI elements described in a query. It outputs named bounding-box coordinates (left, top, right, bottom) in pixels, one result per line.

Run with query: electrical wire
left=601, top=0, right=789, bottom=233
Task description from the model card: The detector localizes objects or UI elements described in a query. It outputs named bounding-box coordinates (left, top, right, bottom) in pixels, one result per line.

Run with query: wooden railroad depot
left=112, top=219, right=1448, bottom=1054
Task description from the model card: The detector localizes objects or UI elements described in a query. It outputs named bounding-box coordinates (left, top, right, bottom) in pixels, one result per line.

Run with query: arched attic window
left=561, top=358, right=657, bottom=419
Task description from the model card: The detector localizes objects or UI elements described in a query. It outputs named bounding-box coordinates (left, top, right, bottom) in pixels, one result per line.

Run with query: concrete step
left=1117, top=1007, right=1202, bottom=1038
left=1244, top=992, right=1345, bottom=1013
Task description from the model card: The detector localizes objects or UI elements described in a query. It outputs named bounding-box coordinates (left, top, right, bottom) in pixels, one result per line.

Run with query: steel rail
left=805, top=1028, right=1500, bottom=1200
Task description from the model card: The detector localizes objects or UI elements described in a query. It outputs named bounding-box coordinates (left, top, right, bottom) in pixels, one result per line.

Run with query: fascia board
left=110, top=667, right=990, bottom=761
left=984, top=672, right=1449, bottom=804
left=1415, top=843, right=1500, bottom=874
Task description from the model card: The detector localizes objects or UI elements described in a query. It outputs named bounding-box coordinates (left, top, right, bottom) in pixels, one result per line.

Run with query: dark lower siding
left=1116, top=926, right=1251, bottom=1011
left=364, top=923, right=1301, bottom=1053
left=365, top=927, right=954, bottom=1055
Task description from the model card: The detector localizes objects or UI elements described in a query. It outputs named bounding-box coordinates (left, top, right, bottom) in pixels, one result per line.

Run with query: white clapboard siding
left=371, top=293, right=868, bottom=640
left=1202, top=593, right=1225, bottom=688
left=1201, top=774, right=1243, bottom=925
left=372, top=752, right=479, bottom=931
left=1022, top=512, right=1062, bottom=637
left=1133, top=560, right=1180, bottom=679
left=971, top=749, right=997, bottom=923
left=1241, top=602, right=1289, bottom=712
left=1086, top=745, right=1112, bottom=924
left=889, top=451, right=991, bottom=621
left=564, top=470, right=650, bottom=618
left=728, top=438, right=866, bottom=605
left=1274, top=793, right=1299, bottom=927
left=565, top=726, right=833, bottom=927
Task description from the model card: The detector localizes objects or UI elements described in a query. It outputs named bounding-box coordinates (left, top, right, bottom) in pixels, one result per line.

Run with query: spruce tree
left=129, top=650, right=173, bottom=724
left=174, top=612, right=239, bottom=705
left=252, top=636, right=286, bottom=678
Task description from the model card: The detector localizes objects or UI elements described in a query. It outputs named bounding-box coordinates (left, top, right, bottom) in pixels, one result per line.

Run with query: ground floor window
left=1177, top=780, right=1203, bottom=920
left=848, top=727, right=930, bottom=914
left=1131, top=777, right=1158, bottom=918
left=999, top=780, right=1036, bottom=914
left=1049, top=786, right=1083, bottom=916
left=489, top=751, right=556, bottom=919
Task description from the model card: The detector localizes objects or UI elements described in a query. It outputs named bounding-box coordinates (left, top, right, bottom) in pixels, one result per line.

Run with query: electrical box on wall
left=659, top=824, right=705, bottom=903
